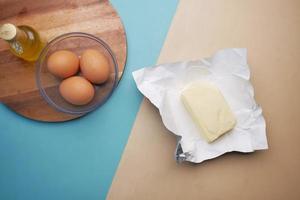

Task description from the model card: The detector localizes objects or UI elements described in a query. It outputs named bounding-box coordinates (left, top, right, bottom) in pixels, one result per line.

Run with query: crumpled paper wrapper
left=132, top=48, right=268, bottom=163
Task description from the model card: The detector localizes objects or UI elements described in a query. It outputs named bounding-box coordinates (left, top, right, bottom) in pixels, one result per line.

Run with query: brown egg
left=47, top=50, right=79, bottom=78
left=80, top=49, right=110, bottom=84
left=59, top=76, right=95, bottom=105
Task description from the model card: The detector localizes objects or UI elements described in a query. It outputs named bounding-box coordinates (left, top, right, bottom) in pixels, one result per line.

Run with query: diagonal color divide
left=107, top=0, right=300, bottom=199
left=0, top=0, right=179, bottom=199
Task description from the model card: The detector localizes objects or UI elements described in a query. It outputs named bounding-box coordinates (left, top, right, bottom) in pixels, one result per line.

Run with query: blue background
left=0, top=0, right=178, bottom=199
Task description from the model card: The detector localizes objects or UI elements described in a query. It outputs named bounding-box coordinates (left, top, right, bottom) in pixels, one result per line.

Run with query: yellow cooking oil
left=0, top=23, right=45, bottom=62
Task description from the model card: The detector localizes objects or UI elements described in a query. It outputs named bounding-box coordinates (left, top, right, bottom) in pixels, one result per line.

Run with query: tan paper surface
left=107, top=0, right=300, bottom=199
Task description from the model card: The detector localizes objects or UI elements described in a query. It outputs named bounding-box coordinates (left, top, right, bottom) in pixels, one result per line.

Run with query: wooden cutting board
left=0, top=0, right=127, bottom=122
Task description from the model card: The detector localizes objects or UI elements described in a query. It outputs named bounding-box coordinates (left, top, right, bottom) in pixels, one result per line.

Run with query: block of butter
left=181, top=81, right=236, bottom=143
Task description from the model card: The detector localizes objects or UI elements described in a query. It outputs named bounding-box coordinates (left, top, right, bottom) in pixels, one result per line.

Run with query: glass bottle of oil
left=0, top=23, right=45, bottom=62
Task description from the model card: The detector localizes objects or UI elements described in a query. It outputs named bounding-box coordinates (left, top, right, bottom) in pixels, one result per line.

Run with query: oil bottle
left=0, top=23, right=45, bottom=62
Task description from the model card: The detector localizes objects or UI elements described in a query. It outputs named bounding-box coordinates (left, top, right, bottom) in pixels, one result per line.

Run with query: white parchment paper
left=133, top=48, right=268, bottom=163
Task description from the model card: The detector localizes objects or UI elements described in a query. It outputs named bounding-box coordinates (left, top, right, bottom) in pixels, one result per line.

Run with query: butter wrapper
left=133, top=48, right=268, bottom=163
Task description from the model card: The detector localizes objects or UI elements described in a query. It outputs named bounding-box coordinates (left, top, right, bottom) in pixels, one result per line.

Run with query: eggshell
left=59, top=76, right=95, bottom=105
left=47, top=50, right=79, bottom=78
left=80, top=49, right=110, bottom=84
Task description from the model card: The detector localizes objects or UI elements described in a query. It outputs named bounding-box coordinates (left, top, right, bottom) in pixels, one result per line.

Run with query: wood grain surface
left=0, top=0, right=127, bottom=122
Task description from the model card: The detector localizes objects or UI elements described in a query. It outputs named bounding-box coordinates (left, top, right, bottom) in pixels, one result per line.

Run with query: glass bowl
left=36, top=32, right=118, bottom=115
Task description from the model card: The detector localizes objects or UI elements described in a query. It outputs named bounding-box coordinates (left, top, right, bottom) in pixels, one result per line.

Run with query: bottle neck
left=12, top=27, right=27, bottom=43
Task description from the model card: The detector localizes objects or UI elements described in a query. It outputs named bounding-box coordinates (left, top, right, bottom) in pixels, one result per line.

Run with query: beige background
left=107, top=0, right=300, bottom=199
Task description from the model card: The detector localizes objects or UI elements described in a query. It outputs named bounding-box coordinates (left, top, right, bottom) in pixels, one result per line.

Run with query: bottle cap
left=0, top=23, right=17, bottom=40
